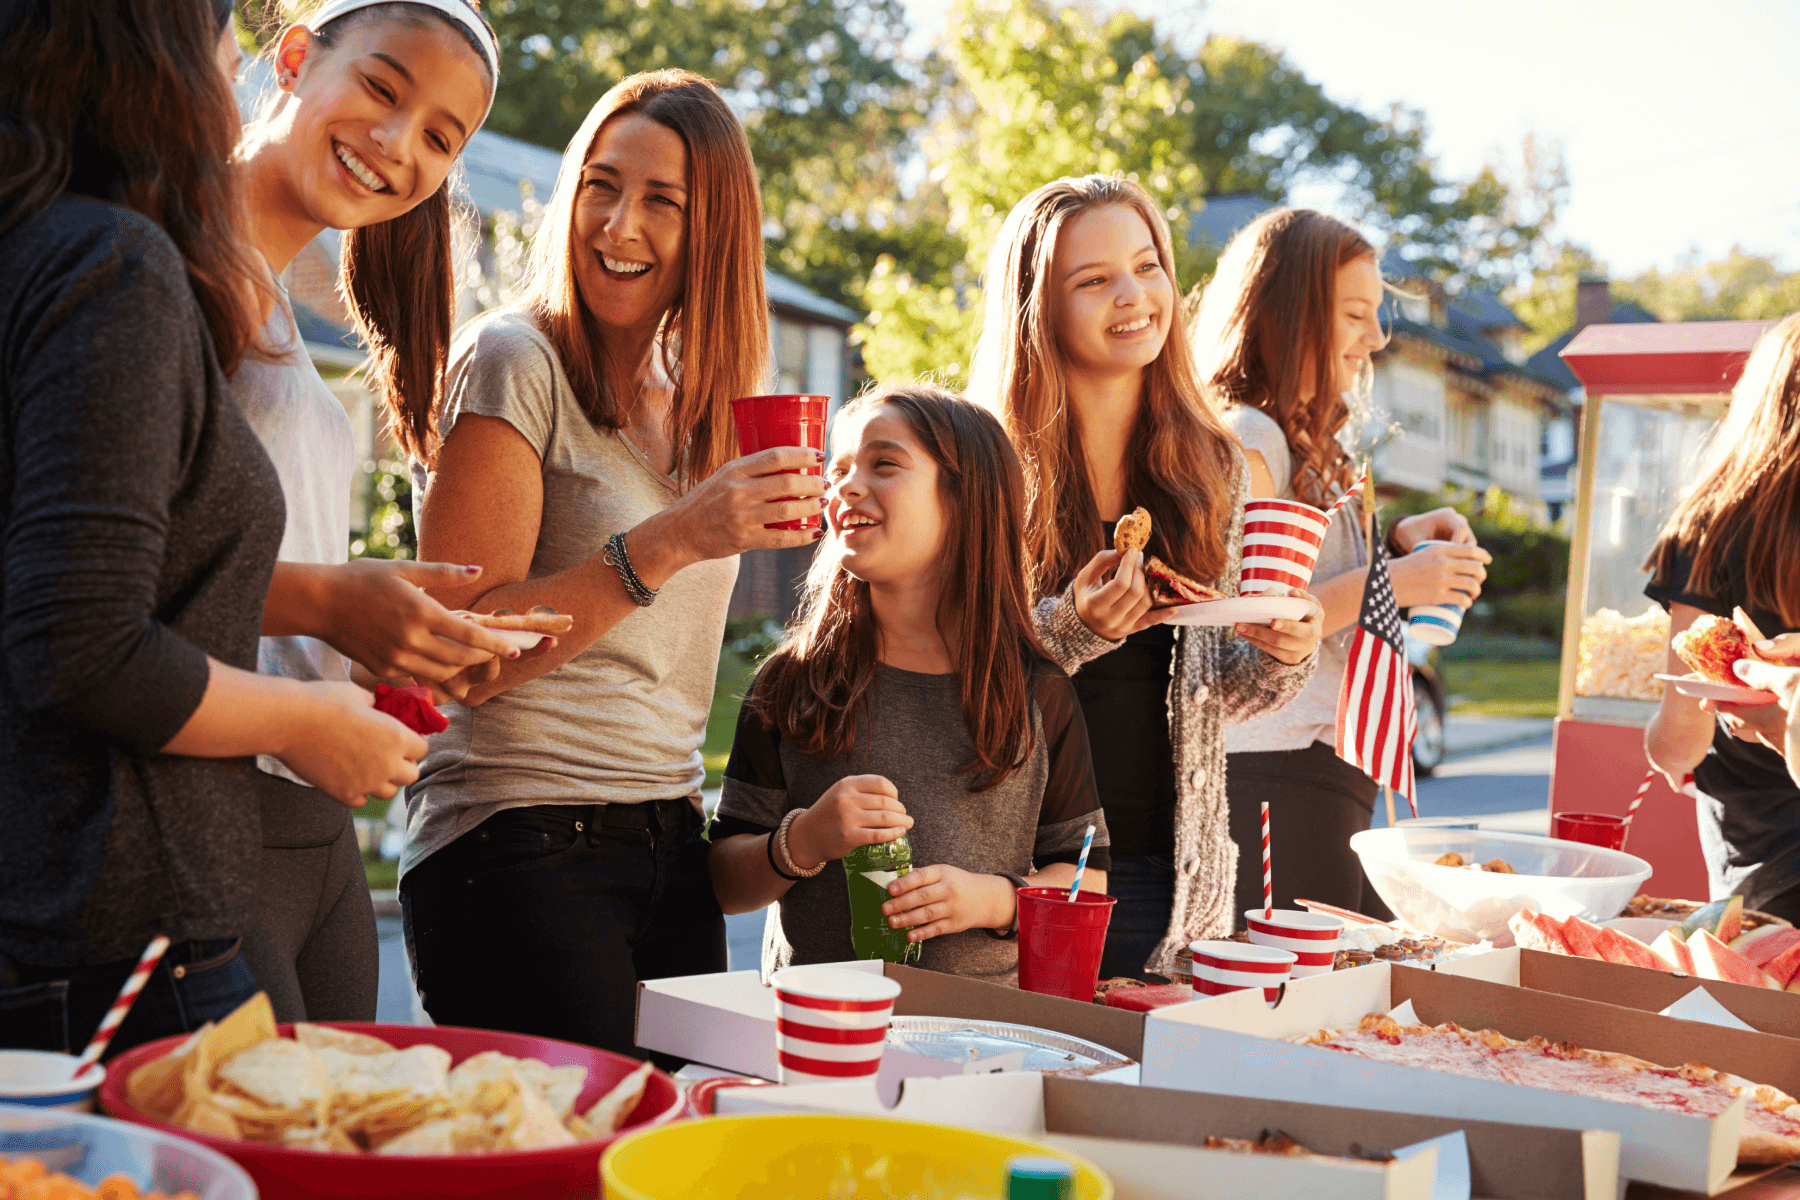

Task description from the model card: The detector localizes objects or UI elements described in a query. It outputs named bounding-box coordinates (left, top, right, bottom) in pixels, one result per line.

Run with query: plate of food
left=100, top=994, right=681, bottom=1200
left=1654, top=673, right=1778, bottom=705
left=1661, top=607, right=1781, bottom=704
left=1162, top=595, right=1315, bottom=627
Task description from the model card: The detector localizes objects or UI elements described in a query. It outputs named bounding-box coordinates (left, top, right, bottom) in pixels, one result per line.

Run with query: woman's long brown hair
left=1190, top=207, right=1377, bottom=509
left=968, top=175, right=1239, bottom=595
left=249, top=2, right=497, bottom=463
left=1648, top=312, right=1800, bottom=627
left=512, top=70, right=768, bottom=483
left=750, top=384, right=1048, bottom=791
left=0, top=0, right=261, bottom=371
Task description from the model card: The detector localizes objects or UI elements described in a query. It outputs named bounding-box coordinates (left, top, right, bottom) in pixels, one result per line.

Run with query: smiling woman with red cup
left=397, top=72, right=821, bottom=1061
left=970, top=175, right=1323, bottom=986
left=1189, top=208, right=1491, bottom=923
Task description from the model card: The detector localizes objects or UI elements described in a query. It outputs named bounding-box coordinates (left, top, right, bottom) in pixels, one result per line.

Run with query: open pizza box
left=1140, top=959, right=1800, bottom=1194
left=716, top=1070, right=1621, bottom=1200
left=1443, top=948, right=1800, bottom=1040
left=635, top=960, right=1143, bottom=1081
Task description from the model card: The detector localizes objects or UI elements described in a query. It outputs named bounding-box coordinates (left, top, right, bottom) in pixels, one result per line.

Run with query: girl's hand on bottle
left=1070, top=547, right=1165, bottom=640
left=787, top=774, right=912, bottom=869
left=275, top=682, right=427, bottom=807
left=1388, top=540, right=1491, bottom=610
left=649, top=447, right=828, bottom=567
left=1235, top=586, right=1324, bottom=666
left=881, top=864, right=1012, bottom=942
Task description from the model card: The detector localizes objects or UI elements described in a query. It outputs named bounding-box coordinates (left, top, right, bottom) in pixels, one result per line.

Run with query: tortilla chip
left=509, top=1059, right=587, bottom=1119
left=173, top=1096, right=242, bottom=1139
left=199, top=994, right=279, bottom=1069
left=217, top=1039, right=331, bottom=1111
left=581, top=1061, right=653, bottom=1135
left=319, top=1044, right=451, bottom=1099
left=502, top=1068, right=576, bottom=1150
left=375, top=1118, right=458, bottom=1156
left=295, top=1024, right=396, bottom=1057
left=126, top=1031, right=200, bottom=1120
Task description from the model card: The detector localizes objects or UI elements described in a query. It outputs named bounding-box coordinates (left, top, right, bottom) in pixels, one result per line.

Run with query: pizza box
left=1444, top=947, right=1800, bottom=1039
left=634, top=960, right=1144, bottom=1081
left=715, top=1070, right=1622, bottom=1200
left=1138, top=959, right=1800, bottom=1193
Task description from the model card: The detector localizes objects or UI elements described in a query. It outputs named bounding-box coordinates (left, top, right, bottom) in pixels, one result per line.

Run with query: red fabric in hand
left=373, top=684, right=449, bottom=735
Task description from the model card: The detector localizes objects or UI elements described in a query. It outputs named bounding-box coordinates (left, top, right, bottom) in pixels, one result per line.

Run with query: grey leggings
left=239, top=772, right=379, bottom=1022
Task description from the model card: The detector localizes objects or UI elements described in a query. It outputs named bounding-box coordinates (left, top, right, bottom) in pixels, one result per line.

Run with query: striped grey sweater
left=1033, top=447, right=1315, bottom=976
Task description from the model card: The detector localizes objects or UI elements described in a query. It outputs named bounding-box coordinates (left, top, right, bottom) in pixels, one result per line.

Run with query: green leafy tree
left=1617, top=247, right=1800, bottom=323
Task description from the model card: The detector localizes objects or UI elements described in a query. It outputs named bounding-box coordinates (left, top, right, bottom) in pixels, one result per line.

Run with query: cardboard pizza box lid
left=717, top=1070, right=1622, bottom=1200
left=1140, top=961, right=1770, bottom=1193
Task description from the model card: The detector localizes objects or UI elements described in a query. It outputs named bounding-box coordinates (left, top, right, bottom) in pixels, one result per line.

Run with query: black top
left=1646, top=537, right=1800, bottom=908
left=1069, top=520, right=1178, bottom=859
left=1, top=197, right=286, bottom=966
left=715, top=658, right=1109, bottom=984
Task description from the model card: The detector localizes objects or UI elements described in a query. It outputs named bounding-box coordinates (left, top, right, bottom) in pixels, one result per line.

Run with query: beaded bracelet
left=765, top=826, right=802, bottom=882
left=775, top=809, right=825, bottom=878
left=604, top=531, right=659, bottom=607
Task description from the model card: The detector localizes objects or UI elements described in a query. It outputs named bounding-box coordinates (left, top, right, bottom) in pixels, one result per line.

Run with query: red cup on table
left=1016, top=888, right=1117, bottom=1002
left=731, top=393, right=828, bottom=530
left=1552, top=811, right=1628, bottom=851
left=1244, top=908, right=1343, bottom=979
left=1189, top=939, right=1297, bottom=1002
left=769, top=966, right=900, bottom=1086
left=1240, top=498, right=1330, bottom=595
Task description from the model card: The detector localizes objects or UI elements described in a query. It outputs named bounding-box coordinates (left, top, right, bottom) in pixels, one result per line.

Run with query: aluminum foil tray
left=884, top=1017, right=1132, bottom=1073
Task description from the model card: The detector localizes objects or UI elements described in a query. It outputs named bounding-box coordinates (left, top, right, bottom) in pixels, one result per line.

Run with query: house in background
left=244, top=65, right=858, bottom=619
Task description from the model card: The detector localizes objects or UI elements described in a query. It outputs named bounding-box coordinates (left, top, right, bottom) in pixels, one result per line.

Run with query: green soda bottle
left=843, top=833, right=921, bottom=964
left=1006, top=1155, right=1074, bottom=1200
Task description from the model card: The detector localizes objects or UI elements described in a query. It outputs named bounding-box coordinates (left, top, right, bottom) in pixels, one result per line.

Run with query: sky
left=902, top=0, right=1800, bottom=278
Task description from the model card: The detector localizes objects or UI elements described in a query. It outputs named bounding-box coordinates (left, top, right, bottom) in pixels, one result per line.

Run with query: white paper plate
left=490, top=628, right=547, bottom=650
left=1654, top=673, right=1778, bottom=705
left=1161, top=595, right=1314, bottom=626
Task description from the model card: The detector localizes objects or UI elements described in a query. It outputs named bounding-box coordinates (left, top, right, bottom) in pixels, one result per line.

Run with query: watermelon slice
left=1742, top=928, right=1800, bottom=970
left=1595, top=926, right=1664, bottom=971
left=1690, top=929, right=1782, bottom=990
left=1528, top=912, right=1573, bottom=954
left=1651, top=929, right=1695, bottom=973
left=1103, top=983, right=1199, bottom=1012
left=1509, top=910, right=1571, bottom=955
left=1559, top=916, right=1608, bottom=961
left=1762, top=940, right=1800, bottom=989
left=1678, top=896, right=1745, bottom=943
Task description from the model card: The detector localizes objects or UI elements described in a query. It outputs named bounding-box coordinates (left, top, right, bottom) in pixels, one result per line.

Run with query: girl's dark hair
left=0, top=0, right=262, bottom=371
left=750, top=384, right=1048, bottom=791
left=259, top=2, right=495, bottom=462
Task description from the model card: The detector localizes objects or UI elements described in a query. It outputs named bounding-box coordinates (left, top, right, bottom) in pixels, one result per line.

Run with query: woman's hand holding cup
left=1389, top=539, right=1491, bottom=610
left=643, top=446, right=827, bottom=570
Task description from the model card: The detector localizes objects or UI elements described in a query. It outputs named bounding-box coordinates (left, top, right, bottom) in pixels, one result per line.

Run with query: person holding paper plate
left=1645, top=313, right=1800, bottom=919
left=1187, top=208, right=1491, bottom=922
left=970, top=175, right=1323, bottom=982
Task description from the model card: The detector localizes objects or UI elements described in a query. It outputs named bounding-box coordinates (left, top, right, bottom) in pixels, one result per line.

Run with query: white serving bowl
left=0, top=1101, right=254, bottom=1198
left=1350, top=827, right=1652, bottom=946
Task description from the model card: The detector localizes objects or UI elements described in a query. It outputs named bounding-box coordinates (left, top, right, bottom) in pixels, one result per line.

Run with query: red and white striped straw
left=75, top=935, right=169, bottom=1072
left=1324, top=470, right=1370, bottom=520
left=1261, top=801, right=1272, bottom=919
left=1621, top=768, right=1656, bottom=828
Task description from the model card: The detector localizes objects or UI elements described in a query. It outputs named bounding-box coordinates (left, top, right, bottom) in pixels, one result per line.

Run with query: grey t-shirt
left=714, top=662, right=1110, bottom=987
left=1222, top=404, right=1365, bottom=753
left=401, top=309, right=737, bottom=877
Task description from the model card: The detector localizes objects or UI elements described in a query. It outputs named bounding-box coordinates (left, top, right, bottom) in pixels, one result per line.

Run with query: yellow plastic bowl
left=601, top=1113, right=1113, bottom=1199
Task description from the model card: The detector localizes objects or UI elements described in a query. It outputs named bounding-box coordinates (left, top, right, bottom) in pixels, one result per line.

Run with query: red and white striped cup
left=769, top=966, right=902, bottom=1085
left=1188, top=940, right=1297, bottom=1002
left=1240, top=498, right=1331, bottom=595
left=1244, top=908, right=1344, bottom=979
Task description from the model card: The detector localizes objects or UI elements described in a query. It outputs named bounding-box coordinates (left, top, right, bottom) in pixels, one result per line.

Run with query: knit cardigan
left=1033, top=447, right=1315, bottom=976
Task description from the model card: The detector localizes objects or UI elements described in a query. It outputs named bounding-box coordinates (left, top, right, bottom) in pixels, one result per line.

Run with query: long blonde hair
left=1190, top=207, right=1377, bottom=508
left=968, top=174, right=1238, bottom=594
left=517, top=70, right=767, bottom=483
left=1649, top=312, right=1800, bottom=626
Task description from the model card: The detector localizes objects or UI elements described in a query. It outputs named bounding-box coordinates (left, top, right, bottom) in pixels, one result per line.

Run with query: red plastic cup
left=1552, top=811, right=1628, bottom=851
left=1016, top=887, right=1117, bottom=1002
left=731, top=393, right=827, bottom=530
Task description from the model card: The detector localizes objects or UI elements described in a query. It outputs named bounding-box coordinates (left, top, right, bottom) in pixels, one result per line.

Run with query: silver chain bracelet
left=604, top=531, right=659, bottom=607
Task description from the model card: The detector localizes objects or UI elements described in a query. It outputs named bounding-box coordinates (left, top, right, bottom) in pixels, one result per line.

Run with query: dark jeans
left=1098, top=854, right=1177, bottom=982
left=0, top=938, right=259, bottom=1061
left=1226, top=740, right=1393, bottom=924
left=402, top=800, right=725, bottom=1067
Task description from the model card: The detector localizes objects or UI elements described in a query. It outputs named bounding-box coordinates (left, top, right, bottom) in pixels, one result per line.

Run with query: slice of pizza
left=1673, top=614, right=1753, bottom=687
left=463, top=606, right=575, bottom=635
left=1144, top=556, right=1225, bottom=608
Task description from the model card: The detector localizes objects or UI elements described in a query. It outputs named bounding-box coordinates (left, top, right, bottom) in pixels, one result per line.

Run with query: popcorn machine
left=1552, top=320, right=1777, bottom=898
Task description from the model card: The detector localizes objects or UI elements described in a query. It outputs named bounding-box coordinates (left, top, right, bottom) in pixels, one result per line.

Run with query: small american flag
left=1336, top=513, right=1417, bottom=815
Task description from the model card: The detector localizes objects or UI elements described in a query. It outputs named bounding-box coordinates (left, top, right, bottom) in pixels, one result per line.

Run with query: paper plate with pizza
left=1658, top=608, right=1782, bottom=705
left=1111, top=506, right=1310, bottom=626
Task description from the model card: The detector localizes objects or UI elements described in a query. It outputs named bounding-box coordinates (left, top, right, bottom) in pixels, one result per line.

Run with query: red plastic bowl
left=99, top=1023, right=683, bottom=1200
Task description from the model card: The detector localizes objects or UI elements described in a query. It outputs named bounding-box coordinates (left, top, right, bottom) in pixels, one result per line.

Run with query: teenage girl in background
left=710, top=385, right=1109, bottom=986
left=970, top=176, right=1322, bottom=981
left=1189, top=207, right=1490, bottom=921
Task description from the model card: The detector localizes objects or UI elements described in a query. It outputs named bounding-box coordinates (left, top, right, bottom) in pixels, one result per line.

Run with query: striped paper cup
left=1244, top=908, right=1343, bottom=979
left=769, top=967, right=902, bottom=1086
left=1240, top=498, right=1331, bottom=595
left=1188, top=940, right=1296, bottom=1002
